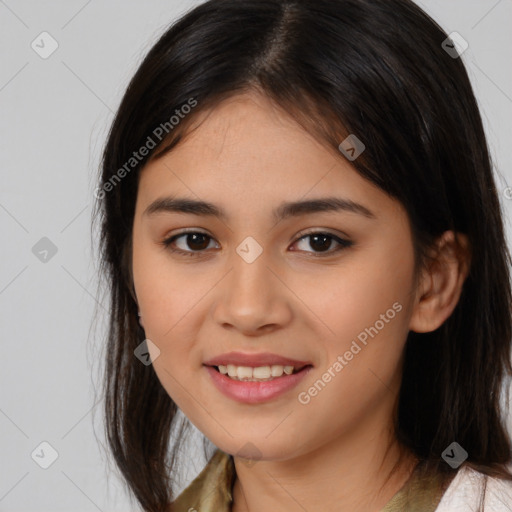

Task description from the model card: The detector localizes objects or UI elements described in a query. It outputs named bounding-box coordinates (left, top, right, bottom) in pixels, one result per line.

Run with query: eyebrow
left=143, top=196, right=376, bottom=222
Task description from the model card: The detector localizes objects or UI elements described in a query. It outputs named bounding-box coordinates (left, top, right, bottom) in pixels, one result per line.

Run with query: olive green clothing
left=171, top=449, right=455, bottom=511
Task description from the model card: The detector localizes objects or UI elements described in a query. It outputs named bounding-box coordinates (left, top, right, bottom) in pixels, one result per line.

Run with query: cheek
left=132, top=242, right=205, bottom=409
left=308, top=244, right=414, bottom=344
left=300, top=237, right=415, bottom=400
left=132, top=238, right=208, bottom=339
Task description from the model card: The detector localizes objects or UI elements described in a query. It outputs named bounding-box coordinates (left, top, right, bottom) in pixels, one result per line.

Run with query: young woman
left=93, top=0, right=512, bottom=510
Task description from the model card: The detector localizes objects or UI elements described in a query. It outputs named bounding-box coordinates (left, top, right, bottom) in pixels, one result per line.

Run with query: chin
left=214, top=434, right=307, bottom=463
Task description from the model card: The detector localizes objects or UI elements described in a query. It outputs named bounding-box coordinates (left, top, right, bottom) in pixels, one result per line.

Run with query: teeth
left=271, top=365, right=284, bottom=376
left=237, top=366, right=253, bottom=379
left=217, top=364, right=296, bottom=381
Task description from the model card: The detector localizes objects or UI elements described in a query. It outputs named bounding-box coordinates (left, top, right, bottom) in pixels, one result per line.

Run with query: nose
left=211, top=247, right=293, bottom=336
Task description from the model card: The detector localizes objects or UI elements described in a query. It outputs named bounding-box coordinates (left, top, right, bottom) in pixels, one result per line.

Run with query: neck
left=231, top=418, right=418, bottom=512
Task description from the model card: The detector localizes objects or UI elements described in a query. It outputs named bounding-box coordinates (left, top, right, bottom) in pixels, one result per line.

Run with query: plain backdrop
left=1, top=1, right=511, bottom=510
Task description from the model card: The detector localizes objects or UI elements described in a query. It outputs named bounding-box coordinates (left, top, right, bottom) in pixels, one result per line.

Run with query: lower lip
left=204, top=365, right=312, bottom=404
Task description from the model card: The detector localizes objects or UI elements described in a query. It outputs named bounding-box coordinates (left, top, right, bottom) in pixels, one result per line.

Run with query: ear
left=409, top=231, right=471, bottom=333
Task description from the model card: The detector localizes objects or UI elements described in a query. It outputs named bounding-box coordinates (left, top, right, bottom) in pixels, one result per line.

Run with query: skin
left=131, top=91, right=469, bottom=511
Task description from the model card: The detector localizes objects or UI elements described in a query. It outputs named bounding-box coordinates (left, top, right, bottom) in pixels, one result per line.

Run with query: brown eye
left=292, top=231, right=353, bottom=256
left=162, top=230, right=352, bottom=258
left=162, top=231, right=218, bottom=256
left=306, top=233, right=333, bottom=252
left=181, top=233, right=211, bottom=251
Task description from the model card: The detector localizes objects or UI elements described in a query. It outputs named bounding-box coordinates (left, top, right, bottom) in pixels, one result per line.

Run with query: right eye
left=161, top=231, right=219, bottom=256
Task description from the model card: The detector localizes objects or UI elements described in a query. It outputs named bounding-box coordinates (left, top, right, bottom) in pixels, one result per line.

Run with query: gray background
left=1, top=1, right=511, bottom=510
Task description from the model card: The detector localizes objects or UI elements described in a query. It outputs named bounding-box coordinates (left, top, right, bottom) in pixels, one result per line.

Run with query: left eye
left=293, top=232, right=352, bottom=254
left=161, top=231, right=352, bottom=257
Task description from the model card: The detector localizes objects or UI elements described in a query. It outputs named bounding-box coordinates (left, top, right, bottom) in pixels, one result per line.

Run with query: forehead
left=136, top=92, right=404, bottom=222
left=146, top=93, right=336, bottom=178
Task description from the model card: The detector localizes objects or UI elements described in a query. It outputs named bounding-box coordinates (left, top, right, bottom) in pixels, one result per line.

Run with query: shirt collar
left=171, top=449, right=455, bottom=512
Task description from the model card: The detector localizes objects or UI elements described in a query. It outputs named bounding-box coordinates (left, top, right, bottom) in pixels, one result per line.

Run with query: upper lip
left=204, top=351, right=312, bottom=368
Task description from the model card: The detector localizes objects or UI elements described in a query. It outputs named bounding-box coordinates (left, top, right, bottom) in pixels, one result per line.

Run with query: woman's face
left=132, top=92, right=419, bottom=461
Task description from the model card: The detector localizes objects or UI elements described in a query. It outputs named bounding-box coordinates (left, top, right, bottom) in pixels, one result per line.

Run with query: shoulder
left=436, top=465, right=512, bottom=512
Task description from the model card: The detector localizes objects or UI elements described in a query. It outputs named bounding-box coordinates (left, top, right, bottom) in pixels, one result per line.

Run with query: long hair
left=92, top=0, right=512, bottom=510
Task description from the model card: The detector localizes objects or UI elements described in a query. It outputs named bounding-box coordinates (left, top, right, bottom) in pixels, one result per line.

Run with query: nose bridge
left=229, top=237, right=276, bottom=309
left=212, top=236, right=292, bottom=332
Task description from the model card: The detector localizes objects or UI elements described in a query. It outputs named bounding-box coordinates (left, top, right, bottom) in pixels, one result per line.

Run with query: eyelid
left=161, top=228, right=353, bottom=257
left=162, top=228, right=218, bottom=257
left=294, top=227, right=351, bottom=242
left=291, top=228, right=353, bottom=256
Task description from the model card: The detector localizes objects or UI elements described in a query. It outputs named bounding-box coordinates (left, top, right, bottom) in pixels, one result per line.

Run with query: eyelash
left=160, top=229, right=353, bottom=258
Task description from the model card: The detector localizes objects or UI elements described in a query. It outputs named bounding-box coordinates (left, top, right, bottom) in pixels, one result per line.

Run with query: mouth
left=203, top=351, right=313, bottom=381
left=203, top=356, right=313, bottom=405
left=203, top=354, right=313, bottom=404
left=209, top=363, right=310, bottom=382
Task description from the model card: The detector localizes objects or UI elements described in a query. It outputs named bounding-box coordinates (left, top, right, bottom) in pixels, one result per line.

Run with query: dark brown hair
left=92, top=0, right=512, bottom=510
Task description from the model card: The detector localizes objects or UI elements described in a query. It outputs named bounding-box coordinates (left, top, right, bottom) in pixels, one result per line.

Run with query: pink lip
left=203, top=351, right=312, bottom=368
left=204, top=365, right=313, bottom=404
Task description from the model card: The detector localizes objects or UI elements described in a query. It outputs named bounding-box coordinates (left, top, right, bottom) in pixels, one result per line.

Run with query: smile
left=215, top=364, right=302, bottom=381
left=204, top=364, right=313, bottom=404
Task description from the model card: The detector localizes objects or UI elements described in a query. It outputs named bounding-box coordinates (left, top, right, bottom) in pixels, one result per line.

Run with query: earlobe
left=409, top=231, right=470, bottom=333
